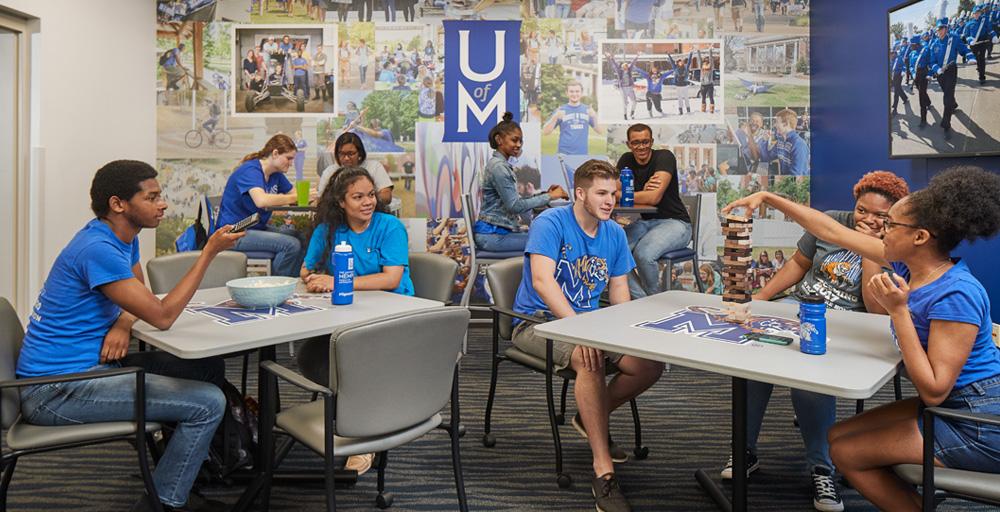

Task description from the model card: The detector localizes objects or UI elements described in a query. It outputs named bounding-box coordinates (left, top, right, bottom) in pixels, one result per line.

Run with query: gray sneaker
left=572, top=413, right=629, bottom=463
left=592, top=473, right=631, bottom=512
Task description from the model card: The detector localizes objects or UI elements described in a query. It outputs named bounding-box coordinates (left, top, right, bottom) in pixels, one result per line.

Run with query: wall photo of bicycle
left=232, top=24, right=338, bottom=116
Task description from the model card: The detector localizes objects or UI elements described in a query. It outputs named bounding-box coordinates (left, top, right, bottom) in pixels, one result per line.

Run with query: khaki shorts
left=512, top=310, right=624, bottom=372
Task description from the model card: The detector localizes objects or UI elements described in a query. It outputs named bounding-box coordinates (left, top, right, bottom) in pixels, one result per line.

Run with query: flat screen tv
left=888, top=0, right=1000, bottom=158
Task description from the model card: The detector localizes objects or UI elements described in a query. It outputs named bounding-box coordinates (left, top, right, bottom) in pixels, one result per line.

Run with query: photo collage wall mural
left=156, top=0, right=811, bottom=301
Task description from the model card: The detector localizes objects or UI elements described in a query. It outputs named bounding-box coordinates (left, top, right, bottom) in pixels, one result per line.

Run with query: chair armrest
left=261, top=361, right=333, bottom=396
left=926, top=406, right=1000, bottom=427
left=490, top=305, right=545, bottom=325
left=0, top=366, right=143, bottom=390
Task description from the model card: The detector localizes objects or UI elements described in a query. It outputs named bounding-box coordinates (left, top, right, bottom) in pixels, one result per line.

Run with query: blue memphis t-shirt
left=17, top=219, right=140, bottom=378
left=303, top=212, right=414, bottom=296
left=513, top=205, right=635, bottom=321
left=217, top=159, right=292, bottom=230
left=891, top=260, right=1000, bottom=389
left=554, top=103, right=596, bottom=156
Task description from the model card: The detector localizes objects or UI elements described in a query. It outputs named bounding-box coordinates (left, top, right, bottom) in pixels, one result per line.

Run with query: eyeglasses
left=338, top=150, right=359, bottom=158
left=881, top=219, right=926, bottom=235
left=628, top=139, right=653, bottom=148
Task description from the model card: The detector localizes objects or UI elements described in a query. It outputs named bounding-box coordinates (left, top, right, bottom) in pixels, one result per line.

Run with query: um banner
left=443, top=20, right=521, bottom=143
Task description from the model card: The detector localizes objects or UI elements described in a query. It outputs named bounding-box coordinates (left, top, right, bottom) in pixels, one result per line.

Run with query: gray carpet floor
left=3, top=324, right=995, bottom=511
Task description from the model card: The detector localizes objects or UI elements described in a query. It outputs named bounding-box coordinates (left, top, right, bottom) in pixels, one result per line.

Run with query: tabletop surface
left=534, top=291, right=901, bottom=399
left=132, top=287, right=443, bottom=359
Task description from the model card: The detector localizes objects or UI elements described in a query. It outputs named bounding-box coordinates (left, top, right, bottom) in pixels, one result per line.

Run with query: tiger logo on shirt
left=554, top=242, right=609, bottom=309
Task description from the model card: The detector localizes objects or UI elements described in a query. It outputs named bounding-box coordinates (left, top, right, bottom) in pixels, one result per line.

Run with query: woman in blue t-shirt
left=475, top=112, right=569, bottom=253
left=218, top=134, right=307, bottom=277
left=297, top=166, right=413, bottom=476
left=723, top=166, right=1000, bottom=511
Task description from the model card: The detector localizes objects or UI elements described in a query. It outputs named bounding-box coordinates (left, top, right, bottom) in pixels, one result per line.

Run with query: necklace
left=911, top=260, right=952, bottom=288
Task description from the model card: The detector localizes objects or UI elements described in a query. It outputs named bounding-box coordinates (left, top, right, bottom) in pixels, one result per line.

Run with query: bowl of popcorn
left=226, top=276, right=298, bottom=308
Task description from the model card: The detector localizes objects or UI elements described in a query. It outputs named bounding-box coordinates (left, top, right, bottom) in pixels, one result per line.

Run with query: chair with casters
left=0, top=298, right=163, bottom=511
left=655, top=194, right=705, bottom=293
left=408, top=252, right=460, bottom=304
left=892, top=406, right=1000, bottom=510
left=259, top=307, right=470, bottom=512
left=482, top=258, right=648, bottom=489
left=458, top=193, right=523, bottom=310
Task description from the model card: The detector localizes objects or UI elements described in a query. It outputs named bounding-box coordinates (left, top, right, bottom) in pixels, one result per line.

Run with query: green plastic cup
left=296, top=181, right=310, bottom=207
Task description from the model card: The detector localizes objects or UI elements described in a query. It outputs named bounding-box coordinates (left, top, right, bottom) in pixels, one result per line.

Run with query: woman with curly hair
left=723, top=166, right=1000, bottom=512
left=715, top=170, right=911, bottom=512
left=297, top=166, right=413, bottom=477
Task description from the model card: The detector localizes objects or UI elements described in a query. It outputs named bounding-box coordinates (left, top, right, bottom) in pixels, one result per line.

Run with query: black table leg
left=232, top=345, right=277, bottom=512
left=695, top=376, right=748, bottom=512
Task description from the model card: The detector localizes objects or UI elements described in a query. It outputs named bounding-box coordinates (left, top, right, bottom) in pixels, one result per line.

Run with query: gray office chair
left=892, top=406, right=1000, bottom=510
left=482, top=258, right=647, bottom=489
left=656, top=194, right=705, bottom=292
left=408, top=252, right=460, bottom=304
left=0, top=298, right=162, bottom=511
left=146, top=250, right=255, bottom=394
left=459, top=192, right=523, bottom=309
left=260, top=307, right=470, bottom=512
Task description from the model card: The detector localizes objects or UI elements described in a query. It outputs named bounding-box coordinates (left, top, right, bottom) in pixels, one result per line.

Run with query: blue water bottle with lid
left=332, top=241, right=354, bottom=305
left=620, top=167, right=634, bottom=207
left=798, top=294, right=826, bottom=355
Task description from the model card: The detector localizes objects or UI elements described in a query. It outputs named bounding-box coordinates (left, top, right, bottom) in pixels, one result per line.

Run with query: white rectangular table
left=132, top=287, right=443, bottom=511
left=534, top=291, right=901, bottom=512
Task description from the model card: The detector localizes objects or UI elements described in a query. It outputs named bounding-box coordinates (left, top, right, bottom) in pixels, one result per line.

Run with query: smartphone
left=229, top=212, right=260, bottom=234
left=881, top=266, right=899, bottom=287
left=743, top=332, right=793, bottom=346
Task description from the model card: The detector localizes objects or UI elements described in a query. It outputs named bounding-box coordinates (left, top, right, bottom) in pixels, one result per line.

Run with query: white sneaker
left=812, top=466, right=844, bottom=512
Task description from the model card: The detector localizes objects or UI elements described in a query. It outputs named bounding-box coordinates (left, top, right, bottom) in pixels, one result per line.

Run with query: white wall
left=2, top=0, right=155, bottom=306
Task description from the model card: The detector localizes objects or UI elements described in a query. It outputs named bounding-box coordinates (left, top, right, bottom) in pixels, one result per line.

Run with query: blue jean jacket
left=477, top=151, right=551, bottom=231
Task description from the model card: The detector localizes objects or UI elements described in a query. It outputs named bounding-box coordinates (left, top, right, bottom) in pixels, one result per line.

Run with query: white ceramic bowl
left=226, top=276, right=298, bottom=308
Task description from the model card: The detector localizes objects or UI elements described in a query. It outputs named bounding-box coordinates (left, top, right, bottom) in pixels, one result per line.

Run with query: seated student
left=723, top=166, right=1000, bottom=512
left=317, top=132, right=394, bottom=204
left=717, top=171, right=909, bottom=512
left=218, top=134, right=305, bottom=277
left=298, top=166, right=413, bottom=476
left=615, top=123, right=692, bottom=299
left=16, top=161, right=243, bottom=512
left=475, top=112, right=568, bottom=253
left=512, top=159, right=664, bottom=512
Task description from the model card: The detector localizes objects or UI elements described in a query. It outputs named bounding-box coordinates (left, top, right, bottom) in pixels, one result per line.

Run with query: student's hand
left=721, top=191, right=768, bottom=217
left=304, top=273, right=334, bottom=293
left=644, top=174, right=664, bottom=191
left=100, top=323, right=131, bottom=363
left=854, top=220, right=882, bottom=239
left=577, top=346, right=604, bottom=373
left=866, top=272, right=910, bottom=315
left=204, top=225, right=245, bottom=256
left=547, top=184, right=569, bottom=200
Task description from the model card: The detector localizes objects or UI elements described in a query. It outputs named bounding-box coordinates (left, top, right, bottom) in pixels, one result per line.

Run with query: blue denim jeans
left=624, top=218, right=692, bottom=298
left=745, top=381, right=836, bottom=472
left=918, top=374, right=1000, bottom=472
left=233, top=224, right=304, bottom=277
left=474, top=232, right=529, bottom=253
left=19, top=352, right=226, bottom=508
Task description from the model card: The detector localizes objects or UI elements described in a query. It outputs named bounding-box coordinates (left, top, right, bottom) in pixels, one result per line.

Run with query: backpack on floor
left=204, top=380, right=259, bottom=480
left=174, top=202, right=208, bottom=252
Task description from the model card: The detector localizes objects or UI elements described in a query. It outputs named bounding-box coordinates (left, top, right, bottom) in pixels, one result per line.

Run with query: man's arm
left=529, top=253, right=577, bottom=319
left=99, top=263, right=144, bottom=362
left=587, top=107, right=606, bottom=135
left=99, top=228, right=243, bottom=331
left=607, top=274, right=630, bottom=305
left=634, top=170, right=671, bottom=205
left=542, top=108, right=563, bottom=135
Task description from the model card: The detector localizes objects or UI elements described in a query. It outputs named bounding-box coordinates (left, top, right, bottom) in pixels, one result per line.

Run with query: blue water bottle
left=798, top=294, right=827, bottom=355
left=332, top=241, right=354, bottom=305
left=620, top=167, right=634, bottom=207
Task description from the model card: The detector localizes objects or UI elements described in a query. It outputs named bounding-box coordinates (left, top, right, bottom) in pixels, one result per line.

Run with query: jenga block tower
left=721, top=214, right=753, bottom=322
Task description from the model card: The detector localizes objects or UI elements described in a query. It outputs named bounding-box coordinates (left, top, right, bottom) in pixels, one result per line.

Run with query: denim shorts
left=917, top=374, right=1000, bottom=473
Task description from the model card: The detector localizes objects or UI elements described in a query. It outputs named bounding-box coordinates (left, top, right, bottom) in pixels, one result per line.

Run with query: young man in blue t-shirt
left=542, top=81, right=605, bottom=155
left=16, top=161, right=243, bottom=512
left=512, top=159, right=665, bottom=512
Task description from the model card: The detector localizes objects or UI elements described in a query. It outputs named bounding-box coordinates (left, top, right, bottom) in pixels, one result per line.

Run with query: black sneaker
left=811, top=466, right=844, bottom=512
left=592, top=473, right=631, bottom=512
left=572, top=413, right=629, bottom=463
left=720, top=450, right=759, bottom=480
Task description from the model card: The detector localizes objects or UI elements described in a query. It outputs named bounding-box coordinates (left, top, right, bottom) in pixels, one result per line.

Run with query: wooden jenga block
left=722, top=301, right=752, bottom=323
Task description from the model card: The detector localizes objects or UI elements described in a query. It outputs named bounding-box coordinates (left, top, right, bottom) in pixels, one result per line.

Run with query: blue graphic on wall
left=635, top=305, right=799, bottom=345
left=443, top=20, right=521, bottom=142
left=186, top=298, right=324, bottom=326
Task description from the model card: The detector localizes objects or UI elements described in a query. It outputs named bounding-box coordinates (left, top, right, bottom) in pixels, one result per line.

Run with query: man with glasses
left=614, top=123, right=692, bottom=298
